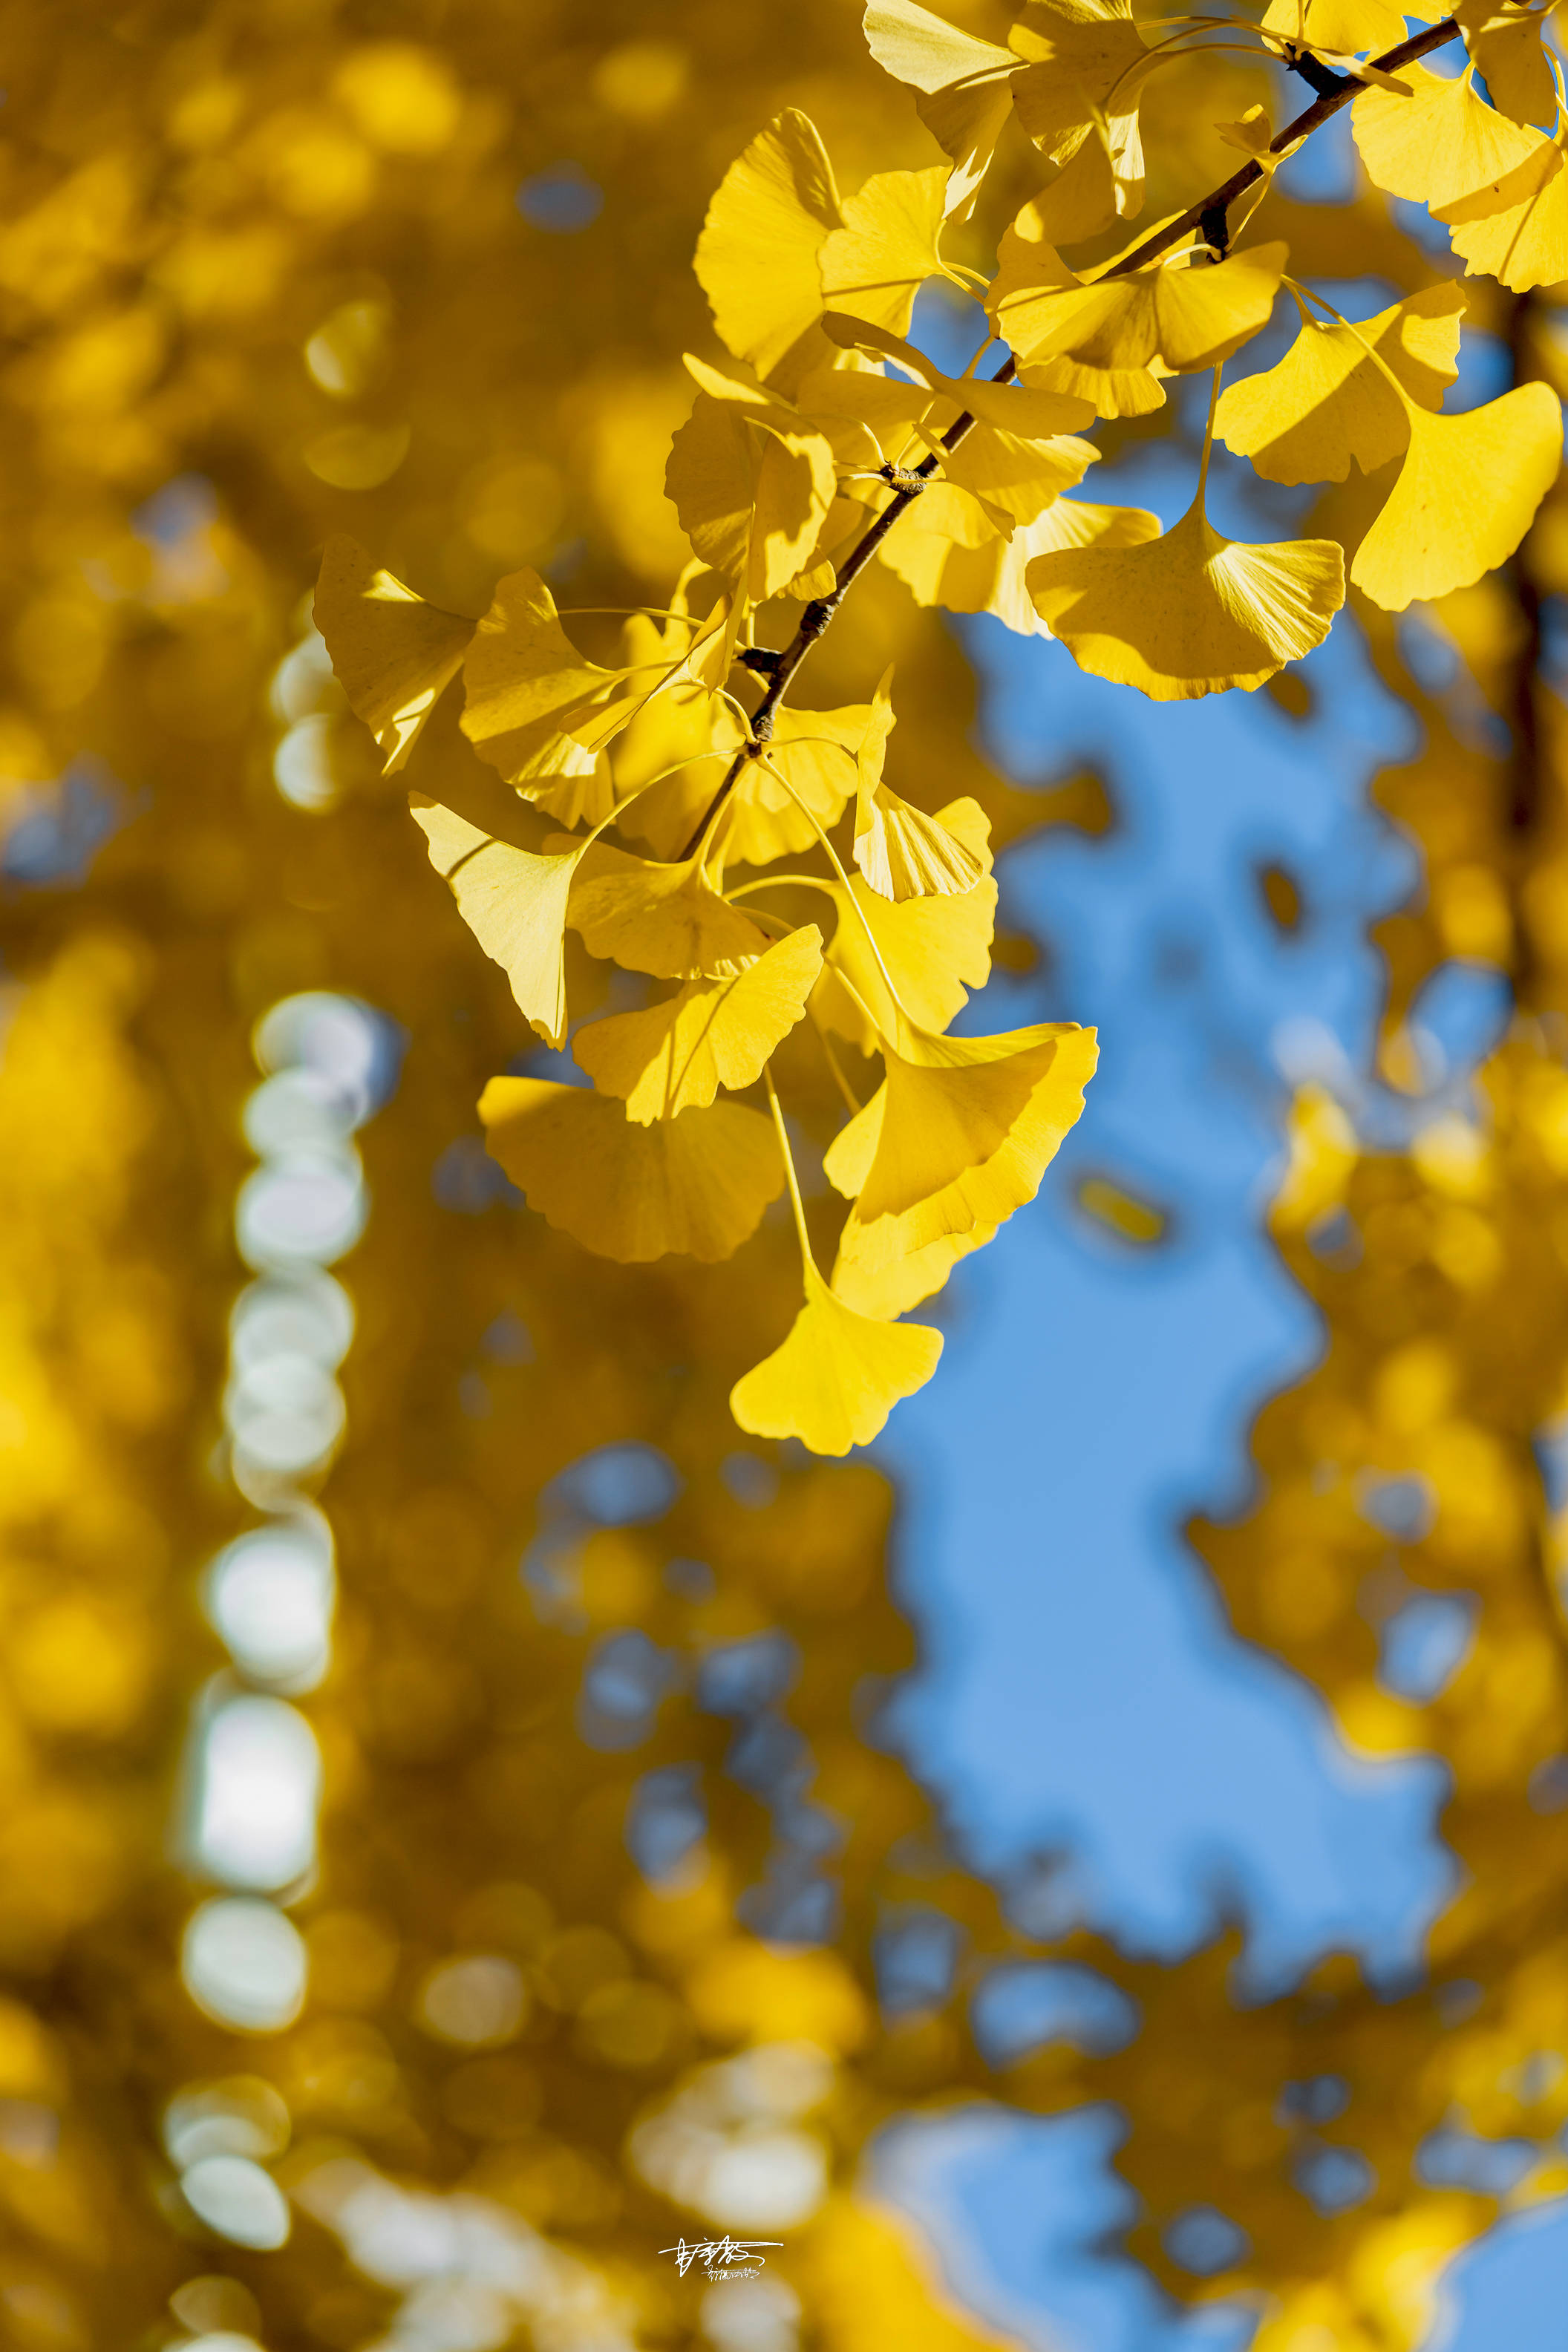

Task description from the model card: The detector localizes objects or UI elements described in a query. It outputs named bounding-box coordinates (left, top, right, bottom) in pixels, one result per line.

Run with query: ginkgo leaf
left=409, top=796, right=583, bottom=1048
left=480, top=1078, right=783, bottom=1263
left=1353, top=63, right=1554, bottom=212
left=573, top=925, right=824, bottom=1120
left=1028, top=497, right=1344, bottom=699
left=937, top=416, right=1100, bottom=525
left=1350, top=382, right=1562, bottom=612
left=666, top=388, right=838, bottom=607
left=831, top=1220, right=996, bottom=1316
left=829, top=1021, right=1099, bottom=1290
left=851, top=671, right=984, bottom=899
left=814, top=801, right=997, bottom=1048
left=461, top=567, right=673, bottom=788
left=992, top=224, right=1287, bottom=418
left=315, top=535, right=475, bottom=773
left=820, top=166, right=954, bottom=335
left=1442, top=146, right=1568, bottom=289
left=565, top=840, right=774, bottom=979
left=856, top=791, right=989, bottom=899
left=726, top=704, right=866, bottom=866
left=843, top=1016, right=1085, bottom=1218
left=1215, top=284, right=1466, bottom=485
left=1261, top=0, right=1408, bottom=58
left=882, top=488, right=1161, bottom=631
left=695, top=111, right=843, bottom=386
left=1456, top=0, right=1555, bottom=127
left=729, top=1255, right=943, bottom=1454
left=1009, top=0, right=1155, bottom=215
left=814, top=316, right=1096, bottom=520
left=862, top=0, right=1022, bottom=219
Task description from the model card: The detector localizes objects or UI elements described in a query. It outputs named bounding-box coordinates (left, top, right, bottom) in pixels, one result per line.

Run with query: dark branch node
left=880, top=463, right=929, bottom=494
left=738, top=647, right=783, bottom=677
left=1199, top=201, right=1231, bottom=260
left=1284, top=45, right=1350, bottom=96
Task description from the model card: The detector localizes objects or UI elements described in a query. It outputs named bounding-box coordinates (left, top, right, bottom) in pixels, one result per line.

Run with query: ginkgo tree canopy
left=316, top=0, right=1567, bottom=1466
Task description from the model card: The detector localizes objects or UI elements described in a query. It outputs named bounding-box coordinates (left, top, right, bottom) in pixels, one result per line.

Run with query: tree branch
left=678, top=13, right=1461, bottom=863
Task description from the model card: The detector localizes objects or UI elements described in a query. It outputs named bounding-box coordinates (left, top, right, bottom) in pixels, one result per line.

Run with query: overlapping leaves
left=320, top=8, right=1568, bottom=1454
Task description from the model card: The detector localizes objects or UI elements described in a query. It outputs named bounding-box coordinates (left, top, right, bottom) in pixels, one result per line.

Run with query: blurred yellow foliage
left=6, top=3, right=1568, bottom=2352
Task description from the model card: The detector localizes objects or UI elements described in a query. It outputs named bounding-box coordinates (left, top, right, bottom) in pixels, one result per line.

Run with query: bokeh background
left=7, top=5, right=1568, bottom=2351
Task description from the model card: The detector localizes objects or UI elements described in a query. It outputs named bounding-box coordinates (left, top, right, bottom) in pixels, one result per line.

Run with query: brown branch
left=678, top=13, right=1461, bottom=863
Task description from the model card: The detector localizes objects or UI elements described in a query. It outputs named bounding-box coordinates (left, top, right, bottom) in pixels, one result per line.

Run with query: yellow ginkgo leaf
left=832, top=1220, right=996, bottom=1316
left=1442, top=145, right=1568, bottom=290
left=695, top=111, right=843, bottom=386
left=820, top=166, right=954, bottom=335
left=573, top=925, right=824, bottom=1120
left=829, top=1020, right=1099, bottom=1289
left=729, top=1255, right=943, bottom=1454
left=1009, top=0, right=1154, bottom=212
left=882, top=489, right=1161, bottom=632
left=814, top=800, right=997, bottom=1046
left=461, top=568, right=672, bottom=790
left=666, top=384, right=838, bottom=607
left=314, top=534, right=475, bottom=773
left=1028, top=495, right=1344, bottom=699
left=1261, top=0, right=1408, bottom=58
left=1215, top=102, right=1276, bottom=163
left=853, top=1017, right=1086, bottom=1219
left=725, top=703, right=866, bottom=866
left=409, top=796, right=584, bottom=1048
left=480, top=1077, right=783, bottom=1263
left=851, top=671, right=984, bottom=900
left=1215, top=284, right=1466, bottom=485
left=1350, top=382, right=1563, bottom=612
left=816, top=317, right=1096, bottom=520
left=565, top=840, right=774, bottom=979
left=992, top=224, right=1287, bottom=419
left=1456, top=0, right=1555, bottom=128
left=1353, top=63, right=1554, bottom=212
left=862, top=0, right=1022, bottom=219
left=938, top=417, right=1099, bottom=526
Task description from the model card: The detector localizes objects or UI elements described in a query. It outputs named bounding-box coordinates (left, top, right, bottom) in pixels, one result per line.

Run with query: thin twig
left=676, top=13, right=1460, bottom=861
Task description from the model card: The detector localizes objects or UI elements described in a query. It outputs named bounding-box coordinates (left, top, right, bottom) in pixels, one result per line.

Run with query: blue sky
left=866, top=221, right=1561, bottom=2343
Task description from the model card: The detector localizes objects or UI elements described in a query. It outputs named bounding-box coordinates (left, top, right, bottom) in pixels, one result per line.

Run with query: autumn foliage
left=7, top=2, right=1568, bottom=2351
left=318, top=0, right=1562, bottom=1455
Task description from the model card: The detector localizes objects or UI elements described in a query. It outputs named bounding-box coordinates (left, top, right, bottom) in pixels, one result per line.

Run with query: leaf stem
left=763, top=1065, right=817, bottom=1273
left=673, top=12, right=1460, bottom=860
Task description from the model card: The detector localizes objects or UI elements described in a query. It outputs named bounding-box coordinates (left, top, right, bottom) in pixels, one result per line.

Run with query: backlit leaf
left=1350, top=382, right=1563, bottom=611
left=862, top=0, right=1022, bottom=218
left=1352, top=63, right=1553, bottom=211
left=1442, top=146, right=1568, bottom=289
left=1455, top=0, right=1556, bottom=127
left=1028, top=497, right=1344, bottom=699
left=460, top=567, right=663, bottom=796
left=666, top=385, right=838, bottom=606
left=574, top=926, right=824, bottom=1120
left=992, top=228, right=1287, bottom=419
left=1215, top=285, right=1466, bottom=486
left=480, top=1077, right=783, bottom=1262
left=820, top=167, right=954, bottom=335
left=409, top=796, right=584, bottom=1048
left=829, top=1019, right=1099, bottom=1293
left=566, top=841, right=774, bottom=979
left=883, top=488, right=1161, bottom=631
left=695, top=111, right=843, bottom=385
left=315, top=535, right=474, bottom=773
left=815, top=800, right=997, bottom=1045
left=729, top=1255, right=943, bottom=1453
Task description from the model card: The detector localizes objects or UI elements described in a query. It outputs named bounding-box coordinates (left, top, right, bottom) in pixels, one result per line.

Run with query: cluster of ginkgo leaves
left=318, top=0, right=1564, bottom=1457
